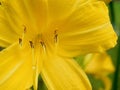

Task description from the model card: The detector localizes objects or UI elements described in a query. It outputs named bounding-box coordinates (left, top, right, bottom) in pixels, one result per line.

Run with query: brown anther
left=19, top=38, right=22, bottom=46
left=40, top=41, right=45, bottom=47
left=54, top=30, right=57, bottom=34
left=0, top=2, right=1, bottom=5
left=22, top=25, right=27, bottom=33
left=54, top=30, right=58, bottom=43
left=29, top=41, right=34, bottom=48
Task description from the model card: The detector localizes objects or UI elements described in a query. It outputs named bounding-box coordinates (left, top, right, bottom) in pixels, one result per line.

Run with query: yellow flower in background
left=84, top=53, right=115, bottom=74
left=100, top=76, right=113, bottom=90
left=0, top=0, right=117, bottom=90
left=84, top=52, right=115, bottom=90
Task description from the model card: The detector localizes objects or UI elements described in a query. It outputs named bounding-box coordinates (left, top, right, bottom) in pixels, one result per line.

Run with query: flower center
left=18, top=25, right=59, bottom=53
left=18, top=25, right=59, bottom=89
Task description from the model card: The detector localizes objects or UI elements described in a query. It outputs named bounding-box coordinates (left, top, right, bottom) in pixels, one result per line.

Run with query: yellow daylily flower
left=84, top=52, right=115, bottom=90
left=0, top=0, right=117, bottom=90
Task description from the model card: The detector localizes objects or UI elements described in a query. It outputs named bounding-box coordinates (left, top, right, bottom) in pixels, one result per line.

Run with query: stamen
left=22, top=25, right=27, bottom=38
left=29, top=41, right=34, bottom=48
left=54, top=30, right=58, bottom=43
left=30, top=41, right=38, bottom=90
left=0, top=2, right=2, bottom=5
left=19, top=38, right=22, bottom=46
left=18, top=25, right=27, bottom=47
left=23, top=25, right=27, bottom=33
left=40, top=41, right=45, bottom=47
left=40, top=41, right=46, bottom=53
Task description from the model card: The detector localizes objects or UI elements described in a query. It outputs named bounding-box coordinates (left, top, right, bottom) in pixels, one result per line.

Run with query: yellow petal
left=91, top=0, right=111, bottom=3
left=47, top=0, right=85, bottom=21
left=100, top=76, right=112, bottom=90
left=5, top=0, right=48, bottom=33
left=0, top=43, right=33, bottom=90
left=57, top=1, right=117, bottom=57
left=0, top=0, right=48, bottom=47
left=41, top=55, right=92, bottom=90
left=0, top=12, right=19, bottom=47
left=0, top=1, right=23, bottom=47
left=84, top=52, right=115, bottom=75
left=0, top=39, right=10, bottom=47
left=100, top=0, right=111, bottom=3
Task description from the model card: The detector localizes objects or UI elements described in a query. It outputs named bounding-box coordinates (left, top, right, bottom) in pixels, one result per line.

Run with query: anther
left=0, top=2, right=1, bottom=5
left=18, top=25, right=27, bottom=47
left=54, top=30, right=58, bottom=43
left=40, top=41, right=45, bottom=48
left=40, top=41, right=46, bottom=53
left=23, top=26, right=27, bottom=33
left=19, top=38, right=22, bottom=46
left=29, top=41, right=34, bottom=48
left=22, top=25, right=27, bottom=33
